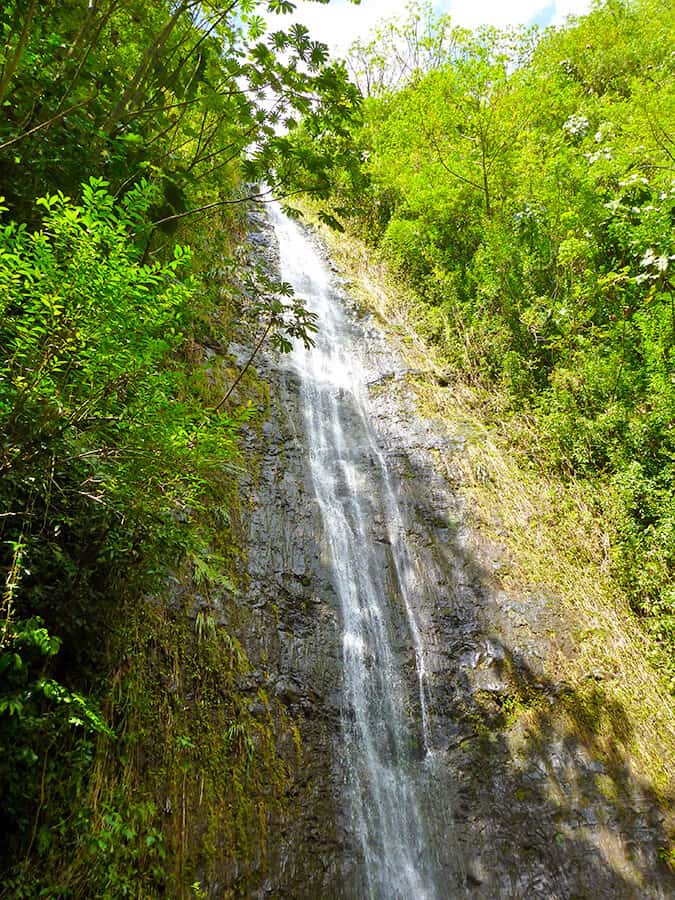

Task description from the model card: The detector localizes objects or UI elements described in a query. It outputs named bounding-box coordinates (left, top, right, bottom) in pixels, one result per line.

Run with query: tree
left=372, top=27, right=529, bottom=219
left=347, top=0, right=462, bottom=97
left=0, top=0, right=361, bottom=225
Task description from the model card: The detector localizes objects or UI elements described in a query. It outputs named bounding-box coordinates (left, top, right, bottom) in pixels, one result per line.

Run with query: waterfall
left=269, top=206, right=460, bottom=899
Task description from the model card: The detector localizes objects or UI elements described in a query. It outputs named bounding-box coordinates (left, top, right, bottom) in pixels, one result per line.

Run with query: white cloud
left=263, top=1, right=410, bottom=57
left=445, top=0, right=591, bottom=30
left=262, top=0, right=593, bottom=58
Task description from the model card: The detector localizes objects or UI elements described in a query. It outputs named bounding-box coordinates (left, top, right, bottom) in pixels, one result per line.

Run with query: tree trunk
left=103, top=1, right=189, bottom=134
left=0, top=0, right=38, bottom=107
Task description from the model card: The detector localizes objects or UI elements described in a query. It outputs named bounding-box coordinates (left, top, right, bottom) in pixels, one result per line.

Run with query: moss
left=595, top=774, right=620, bottom=804
left=75, top=513, right=297, bottom=897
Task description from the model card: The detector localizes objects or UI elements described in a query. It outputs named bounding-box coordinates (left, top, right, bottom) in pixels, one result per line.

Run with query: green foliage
left=320, top=0, right=675, bottom=684
left=83, top=800, right=167, bottom=898
left=0, top=615, right=113, bottom=884
left=0, top=616, right=111, bottom=735
left=0, top=178, right=227, bottom=602
left=0, top=0, right=361, bottom=226
left=2, top=793, right=169, bottom=899
left=0, top=180, right=232, bottom=867
left=382, top=218, right=428, bottom=280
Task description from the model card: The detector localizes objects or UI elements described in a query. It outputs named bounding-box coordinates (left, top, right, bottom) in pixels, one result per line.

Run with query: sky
left=263, top=0, right=593, bottom=56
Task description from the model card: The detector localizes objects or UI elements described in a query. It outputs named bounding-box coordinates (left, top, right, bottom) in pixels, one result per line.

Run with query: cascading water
left=270, top=205, right=463, bottom=899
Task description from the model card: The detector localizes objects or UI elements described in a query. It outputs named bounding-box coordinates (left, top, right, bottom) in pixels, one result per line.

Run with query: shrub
left=0, top=179, right=237, bottom=857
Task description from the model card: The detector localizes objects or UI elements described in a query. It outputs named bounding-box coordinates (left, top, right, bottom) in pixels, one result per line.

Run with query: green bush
left=0, top=179, right=237, bottom=859
left=381, top=217, right=429, bottom=283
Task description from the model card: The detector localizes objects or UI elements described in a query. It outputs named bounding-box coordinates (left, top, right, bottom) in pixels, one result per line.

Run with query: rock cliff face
left=233, top=208, right=673, bottom=899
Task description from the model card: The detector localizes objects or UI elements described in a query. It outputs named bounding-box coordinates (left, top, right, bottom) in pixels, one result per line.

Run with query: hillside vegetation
left=305, top=0, right=675, bottom=686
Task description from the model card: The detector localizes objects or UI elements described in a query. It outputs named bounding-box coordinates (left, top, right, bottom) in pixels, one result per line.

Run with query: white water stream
left=270, top=206, right=458, bottom=899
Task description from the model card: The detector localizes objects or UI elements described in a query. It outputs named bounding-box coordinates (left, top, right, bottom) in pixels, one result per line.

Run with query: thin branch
left=164, top=1, right=238, bottom=78
left=150, top=185, right=309, bottom=229
left=212, top=319, right=272, bottom=414
left=420, top=117, right=484, bottom=192
left=159, top=0, right=239, bottom=73
left=56, top=2, right=119, bottom=114
left=0, top=96, right=97, bottom=151
left=190, top=147, right=242, bottom=183
left=103, top=1, right=196, bottom=133
left=0, top=0, right=38, bottom=106
left=120, top=85, right=248, bottom=122
left=150, top=190, right=271, bottom=227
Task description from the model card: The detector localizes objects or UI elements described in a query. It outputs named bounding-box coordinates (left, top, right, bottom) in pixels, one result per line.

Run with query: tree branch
left=0, top=96, right=97, bottom=151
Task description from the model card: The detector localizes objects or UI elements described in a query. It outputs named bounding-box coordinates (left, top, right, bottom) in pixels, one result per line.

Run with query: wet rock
left=466, top=857, right=486, bottom=886
left=238, top=670, right=265, bottom=692
left=248, top=702, right=268, bottom=720
left=248, top=232, right=268, bottom=246
left=273, top=677, right=303, bottom=705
